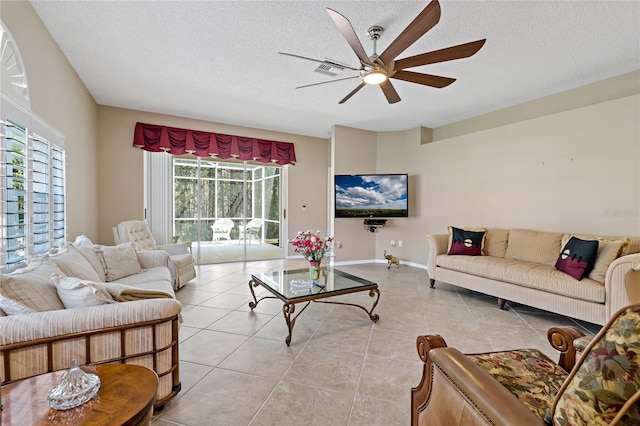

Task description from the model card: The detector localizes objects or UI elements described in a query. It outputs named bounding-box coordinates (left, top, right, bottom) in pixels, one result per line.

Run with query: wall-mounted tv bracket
left=364, top=219, right=387, bottom=233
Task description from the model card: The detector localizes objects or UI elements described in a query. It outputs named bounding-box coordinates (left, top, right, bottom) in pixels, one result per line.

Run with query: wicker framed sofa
left=426, top=228, right=640, bottom=325
left=0, top=236, right=182, bottom=409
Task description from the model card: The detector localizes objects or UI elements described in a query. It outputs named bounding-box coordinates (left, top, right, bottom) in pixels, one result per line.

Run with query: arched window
left=1, top=21, right=66, bottom=271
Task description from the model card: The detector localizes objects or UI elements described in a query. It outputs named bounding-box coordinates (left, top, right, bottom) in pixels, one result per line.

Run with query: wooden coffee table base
left=1, top=364, right=158, bottom=426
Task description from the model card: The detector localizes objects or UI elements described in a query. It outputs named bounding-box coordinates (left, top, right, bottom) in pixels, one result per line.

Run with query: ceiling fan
left=279, top=0, right=486, bottom=104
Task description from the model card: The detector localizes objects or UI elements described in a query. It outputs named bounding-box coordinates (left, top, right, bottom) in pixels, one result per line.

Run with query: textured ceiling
left=29, top=1, right=640, bottom=138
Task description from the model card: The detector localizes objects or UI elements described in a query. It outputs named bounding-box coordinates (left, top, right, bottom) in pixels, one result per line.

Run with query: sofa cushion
left=447, top=226, right=486, bottom=256
left=51, top=245, right=104, bottom=282
left=51, top=274, right=115, bottom=309
left=468, top=348, right=568, bottom=420
left=436, top=255, right=605, bottom=303
left=0, top=294, right=37, bottom=315
left=554, top=237, right=599, bottom=280
left=504, top=229, right=563, bottom=265
left=95, top=243, right=142, bottom=282
left=484, top=229, right=510, bottom=258
left=0, top=257, right=65, bottom=311
left=112, top=267, right=175, bottom=297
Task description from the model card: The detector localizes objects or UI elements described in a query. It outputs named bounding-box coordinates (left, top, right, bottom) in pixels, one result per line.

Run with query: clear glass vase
left=47, top=359, right=101, bottom=410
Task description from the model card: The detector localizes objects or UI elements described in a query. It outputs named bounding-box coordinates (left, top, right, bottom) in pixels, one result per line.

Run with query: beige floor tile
left=180, top=305, right=232, bottom=329
left=426, top=317, right=491, bottom=344
left=373, top=307, right=428, bottom=335
left=367, top=328, right=420, bottom=362
left=251, top=381, right=353, bottom=426
left=159, top=368, right=278, bottom=426
left=441, top=337, right=495, bottom=354
left=282, top=347, right=365, bottom=394
left=467, top=304, right=530, bottom=327
left=254, top=313, right=321, bottom=346
left=206, top=310, right=273, bottom=336
left=200, top=292, right=252, bottom=310
left=356, top=354, right=423, bottom=403
left=178, top=325, right=200, bottom=343
left=306, top=320, right=372, bottom=354
left=197, top=279, right=245, bottom=293
left=175, top=360, right=213, bottom=396
left=514, top=310, right=581, bottom=330
left=219, top=336, right=301, bottom=378
left=236, top=296, right=285, bottom=315
left=175, top=288, right=219, bottom=305
left=348, top=394, right=408, bottom=425
left=483, top=323, right=552, bottom=352
left=180, top=329, right=248, bottom=366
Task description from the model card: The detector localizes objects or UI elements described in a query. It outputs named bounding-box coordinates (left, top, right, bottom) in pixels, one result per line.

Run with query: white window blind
left=1, top=98, right=66, bottom=272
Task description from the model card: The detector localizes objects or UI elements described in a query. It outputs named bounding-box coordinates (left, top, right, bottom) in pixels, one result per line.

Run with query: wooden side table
left=1, top=364, right=158, bottom=425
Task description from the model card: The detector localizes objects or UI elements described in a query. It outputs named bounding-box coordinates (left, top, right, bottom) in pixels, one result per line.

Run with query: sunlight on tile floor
left=152, top=259, right=601, bottom=425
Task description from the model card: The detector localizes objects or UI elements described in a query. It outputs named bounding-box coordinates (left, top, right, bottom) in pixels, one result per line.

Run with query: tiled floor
left=152, top=259, right=601, bottom=425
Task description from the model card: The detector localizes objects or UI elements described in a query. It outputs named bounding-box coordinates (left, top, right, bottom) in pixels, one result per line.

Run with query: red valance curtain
left=132, top=122, right=296, bottom=165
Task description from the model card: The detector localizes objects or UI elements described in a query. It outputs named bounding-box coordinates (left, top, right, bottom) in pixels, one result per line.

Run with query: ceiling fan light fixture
left=363, top=70, right=387, bottom=85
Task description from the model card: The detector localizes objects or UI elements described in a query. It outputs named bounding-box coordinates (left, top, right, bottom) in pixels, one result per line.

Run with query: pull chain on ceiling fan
left=278, top=0, right=486, bottom=104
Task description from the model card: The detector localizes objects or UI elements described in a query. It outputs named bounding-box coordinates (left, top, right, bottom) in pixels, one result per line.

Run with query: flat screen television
left=335, top=174, right=408, bottom=218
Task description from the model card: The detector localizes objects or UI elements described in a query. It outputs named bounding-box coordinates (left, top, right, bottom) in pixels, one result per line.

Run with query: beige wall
left=331, top=125, right=378, bottom=262
left=97, top=106, right=329, bottom=246
left=331, top=90, right=639, bottom=266
left=1, top=1, right=100, bottom=241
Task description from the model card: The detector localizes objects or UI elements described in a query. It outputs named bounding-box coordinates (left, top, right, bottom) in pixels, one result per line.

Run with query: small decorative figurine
left=384, top=250, right=400, bottom=269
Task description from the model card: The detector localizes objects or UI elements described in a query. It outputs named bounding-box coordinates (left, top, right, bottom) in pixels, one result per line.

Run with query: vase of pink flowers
left=290, top=230, right=333, bottom=280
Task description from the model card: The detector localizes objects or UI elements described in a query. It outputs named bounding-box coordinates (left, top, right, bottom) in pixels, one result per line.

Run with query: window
left=1, top=22, right=66, bottom=272
left=1, top=115, right=66, bottom=272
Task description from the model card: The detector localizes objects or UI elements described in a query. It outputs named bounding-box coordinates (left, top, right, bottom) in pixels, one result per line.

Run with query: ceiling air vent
left=314, top=59, right=346, bottom=77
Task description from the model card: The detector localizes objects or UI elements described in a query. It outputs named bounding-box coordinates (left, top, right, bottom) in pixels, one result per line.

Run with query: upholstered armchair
left=412, top=304, right=640, bottom=425
left=113, top=220, right=196, bottom=290
left=211, top=218, right=234, bottom=242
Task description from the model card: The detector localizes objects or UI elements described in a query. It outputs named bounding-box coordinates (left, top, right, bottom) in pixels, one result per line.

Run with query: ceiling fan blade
left=379, top=80, right=401, bottom=104
left=278, top=52, right=361, bottom=71
left=394, top=39, right=487, bottom=70
left=378, top=0, right=441, bottom=65
left=391, top=70, right=455, bottom=88
left=326, top=8, right=372, bottom=66
left=296, top=75, right=361, bottom=89
left=339, top=82, right=366, bottom=104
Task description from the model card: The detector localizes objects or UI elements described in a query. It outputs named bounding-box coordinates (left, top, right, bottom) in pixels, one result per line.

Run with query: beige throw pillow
left=504, top=229, right=563, bottom=265
left=484, top=229, right=510, bottom=258
left=73, top=235, right=107, bottom=280
left=0, top=256, right=65, bottom=311
left=51, top=244, right=104, bottom=282
left=95, top=243, right=142, bottom=282
left=51, top=274, right=115, bottom=308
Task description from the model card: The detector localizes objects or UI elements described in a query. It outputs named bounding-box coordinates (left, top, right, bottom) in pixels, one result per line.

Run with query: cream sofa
left=0, top=236, right=182, bottom=409
left=426, top=228, right=640, bottom=325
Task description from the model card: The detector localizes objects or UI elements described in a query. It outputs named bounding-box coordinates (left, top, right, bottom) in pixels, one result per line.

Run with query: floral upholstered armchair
left=411, top=304, right=640, bottom=425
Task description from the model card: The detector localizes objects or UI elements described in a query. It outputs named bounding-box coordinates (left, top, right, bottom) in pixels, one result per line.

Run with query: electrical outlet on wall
left=390, top=240, right=396, bottom=247
left=398, top=240, right=403, bottom=247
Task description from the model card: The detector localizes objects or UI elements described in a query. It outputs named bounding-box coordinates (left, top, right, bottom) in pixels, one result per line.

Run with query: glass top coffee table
left=249, top=267, right=381, bottom=345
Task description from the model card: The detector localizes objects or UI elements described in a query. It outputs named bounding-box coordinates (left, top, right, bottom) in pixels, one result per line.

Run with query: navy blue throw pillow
left=555, top=237, right=599, bottom=280
left=448, top=227, right=485, bottom=256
